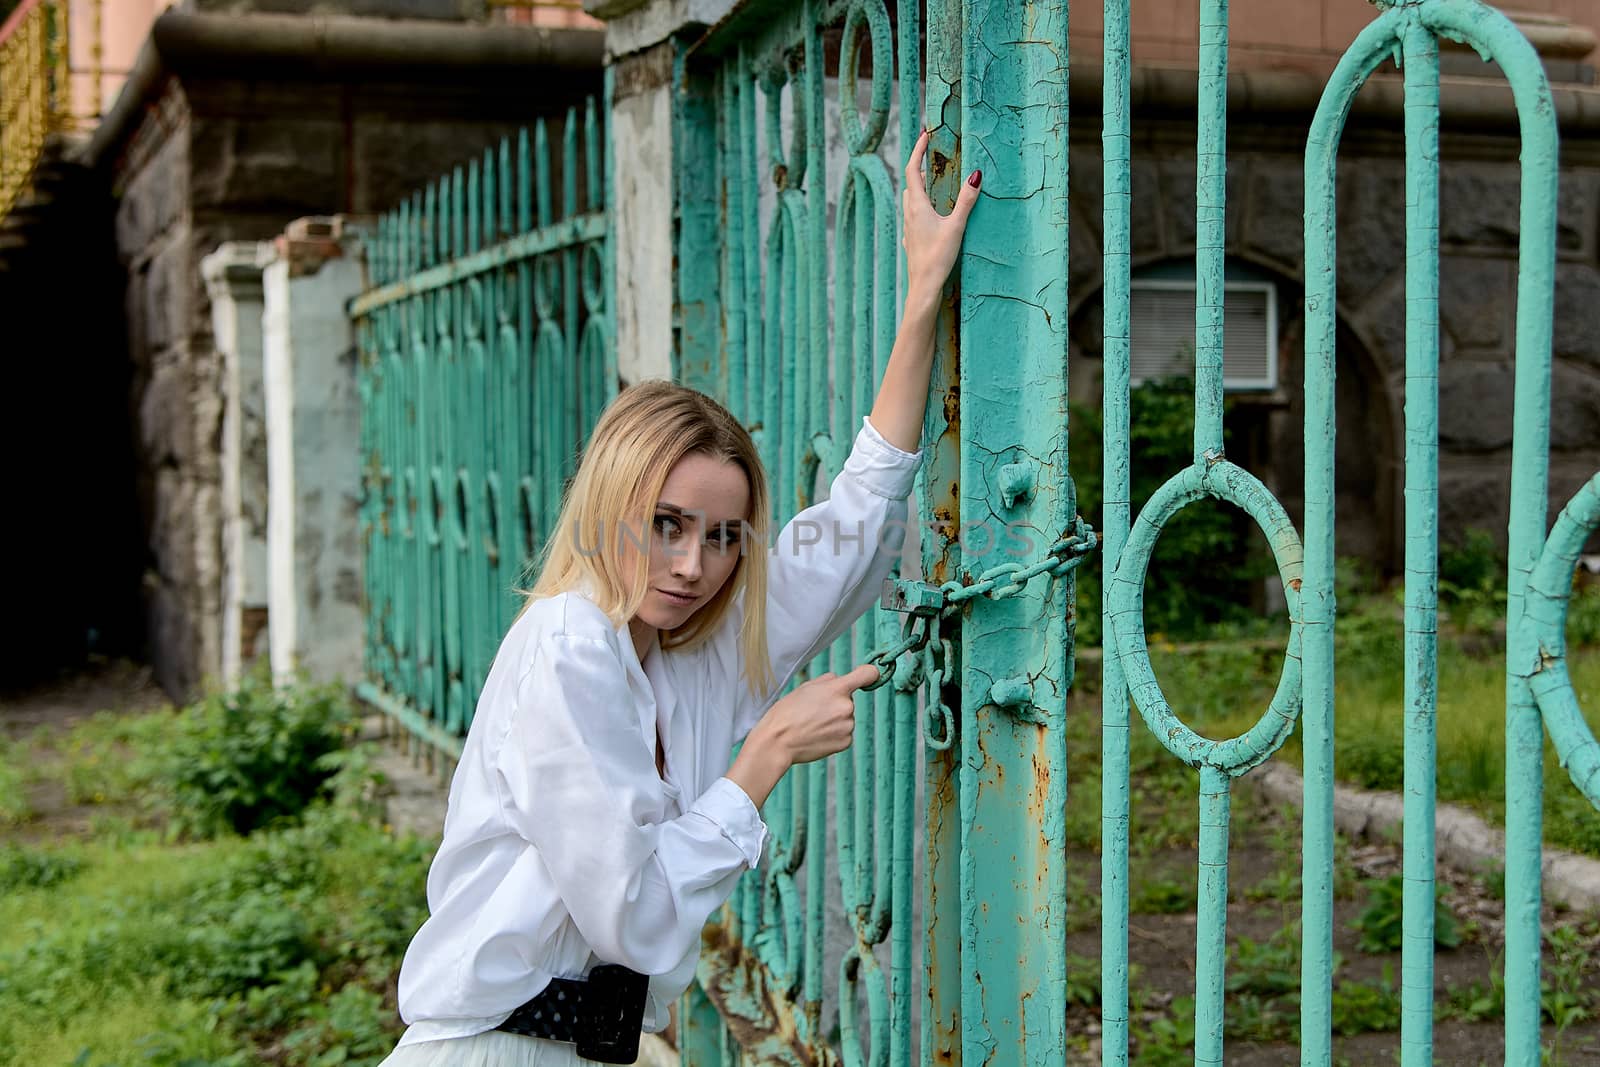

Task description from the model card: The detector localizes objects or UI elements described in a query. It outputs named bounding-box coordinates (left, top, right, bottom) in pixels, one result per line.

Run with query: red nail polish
left=968, top=169, right=982, bottom=187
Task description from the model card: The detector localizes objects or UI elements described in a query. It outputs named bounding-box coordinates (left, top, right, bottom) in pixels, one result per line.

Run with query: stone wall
left=108, top=16, right=602, bottom=697
left=1065, top=116, right=1600, bottom=572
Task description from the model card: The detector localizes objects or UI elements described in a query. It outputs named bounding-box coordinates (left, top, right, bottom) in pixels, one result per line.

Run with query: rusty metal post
left=955, top=0, right=1072, bottom=1061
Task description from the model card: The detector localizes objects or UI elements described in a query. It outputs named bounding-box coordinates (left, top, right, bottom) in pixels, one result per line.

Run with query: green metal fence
left=353, top=100, right=615, bottom=757
left=674, top=3, right=932, bottom=1061
left=346, top=0, right=1600, bottom=1061
left=667, top=0, right=1598, bottom=1065
left=673, top=0, right=1083, bottom=1061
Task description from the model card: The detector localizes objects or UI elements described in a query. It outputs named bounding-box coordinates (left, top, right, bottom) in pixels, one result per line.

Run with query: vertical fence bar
left=1194, top=765, right=1232, bottom=1066
left=890, top=7, right=921, bottom=1063
left=1193, top=0, right=1227, bottom=461
left=957, top=1, right=1071, bottom=1062
left=1491, top=5, right=1561, bottom=1058
left=1300, top=16, right=1398, bottom=1061
left=1398, top=21, right=1440, bottom=1067
left=1099, top=0, right=1132, bottom=1058
left=923, top=0, right=965, bottom=1060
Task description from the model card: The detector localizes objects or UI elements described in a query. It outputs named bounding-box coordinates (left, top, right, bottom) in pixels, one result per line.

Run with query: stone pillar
left=585, top=0, right=735, bottom=385
left=262, top=217, right=367, bottom=686
left=201, top=241, right=275, bottom=686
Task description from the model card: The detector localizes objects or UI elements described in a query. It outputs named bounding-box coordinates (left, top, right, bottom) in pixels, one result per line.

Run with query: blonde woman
left=381, top=133, right=981, bottom=1065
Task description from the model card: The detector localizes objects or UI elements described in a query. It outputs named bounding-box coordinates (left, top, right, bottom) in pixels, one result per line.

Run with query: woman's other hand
left=901, top=128, right=981, bottom=305
left=727, top=664, right=880, bottom=808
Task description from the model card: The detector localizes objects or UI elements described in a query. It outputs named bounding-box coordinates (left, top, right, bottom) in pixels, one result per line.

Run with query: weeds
left=1351, top=875, right=1461, bottom=954
left=1330, top=963, right=1403, bottom=1036
left=0, top=672, right=427, bottom=1067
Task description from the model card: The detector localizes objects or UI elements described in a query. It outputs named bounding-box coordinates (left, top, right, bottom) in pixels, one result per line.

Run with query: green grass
left=0, top=806, right=430, bottom=1066
left=0, top=737, right=28, bottom=825
left=0, top=681, right=431, bottom=1067
left=1116, top=590, right=1600, bottom=859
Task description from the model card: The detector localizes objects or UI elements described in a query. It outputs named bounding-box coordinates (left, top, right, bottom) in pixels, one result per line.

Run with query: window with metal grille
left=1129, top=279, right=1278, bottom=391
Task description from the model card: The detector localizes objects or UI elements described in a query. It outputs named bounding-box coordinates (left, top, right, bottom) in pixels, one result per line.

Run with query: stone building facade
left=1063, top=89, right=1600, bottom=571
left=91, top=3, right=602, bottom=697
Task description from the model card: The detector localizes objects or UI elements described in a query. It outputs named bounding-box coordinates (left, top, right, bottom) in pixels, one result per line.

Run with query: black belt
left=495, top=963, right=649, bottom=1064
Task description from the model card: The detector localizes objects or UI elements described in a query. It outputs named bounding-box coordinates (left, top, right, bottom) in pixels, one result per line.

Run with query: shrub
left=162, top=670, right=354, bottom=838
left=1438, top=528, right=1506, bottom=640
left=1073, top=378, right=1273, bottom=645
left=0, top=845, right=82, bottom=893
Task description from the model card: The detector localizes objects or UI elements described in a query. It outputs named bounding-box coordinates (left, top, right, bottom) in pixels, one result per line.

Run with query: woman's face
left=630, top=452, right=751, bottom=634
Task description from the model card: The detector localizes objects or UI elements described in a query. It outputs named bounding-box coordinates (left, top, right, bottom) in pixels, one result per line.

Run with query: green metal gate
left=667, top=0, right=1599, bottom=1065
left=675, top=0, right=1081, bottom=1060
left=353, top=100, right=615, bottom=758
left=345, top=0, right=1600, bottom=1061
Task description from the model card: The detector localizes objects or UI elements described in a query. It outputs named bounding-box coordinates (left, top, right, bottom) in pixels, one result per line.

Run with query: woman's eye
left=653, top=514, right=682, bottom=538
left=709, top=524, right=741, bottom=550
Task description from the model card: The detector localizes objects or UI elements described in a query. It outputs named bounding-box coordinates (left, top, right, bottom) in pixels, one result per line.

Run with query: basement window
left=1129, top=278, right=1279, bottom=391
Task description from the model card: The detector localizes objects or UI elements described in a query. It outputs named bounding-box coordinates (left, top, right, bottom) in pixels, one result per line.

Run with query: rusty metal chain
left=858, top=518, right=1098, bottom=751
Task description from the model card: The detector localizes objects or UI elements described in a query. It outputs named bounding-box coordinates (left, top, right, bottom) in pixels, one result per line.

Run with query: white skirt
left=377, top=1030, right=590, bottom=1066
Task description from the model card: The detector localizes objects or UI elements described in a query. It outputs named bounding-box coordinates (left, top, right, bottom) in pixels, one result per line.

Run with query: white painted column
left=201, top=241, right=274, bottom=686
left=262, top=217, right=367, bottom=686
left=587, top=0, right=736, bottom=385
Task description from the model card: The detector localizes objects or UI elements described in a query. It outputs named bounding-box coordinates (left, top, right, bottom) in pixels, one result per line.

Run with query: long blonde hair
left=525, top=381, right=773, bottom=698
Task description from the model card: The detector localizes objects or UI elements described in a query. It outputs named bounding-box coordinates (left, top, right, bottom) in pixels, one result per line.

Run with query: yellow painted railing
left=0, top=0, right=102, bottom=221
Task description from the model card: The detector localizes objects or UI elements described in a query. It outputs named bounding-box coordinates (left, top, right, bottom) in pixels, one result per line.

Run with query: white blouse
left=394, top=417, right=921, bottom=1046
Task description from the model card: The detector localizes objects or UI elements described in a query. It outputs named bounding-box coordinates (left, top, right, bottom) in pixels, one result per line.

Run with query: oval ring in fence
left=578, top=317, right=611, bottom=422
left=379, top=305, right=401, bottom=354
left=799, top=432, right=832, bottom=512
left=838, top=943, right=890, bottom=1067
left=448, top=676, right=468, bottom=734
left=1522, top=471, right=1600, bottom=809
left=518, top=475, right=539, bottom=562
left=452, top=469, right=472, bottom=551
left=758, top=869, right=804, bottom=999
left=380, top=464, right=395, bottom=522
left=497, top=269, right=516, bottom=324
left=581, top=242, right=604, bottom=314
left=401, top=467, right=418, bottom=540
left=433, top=287, right=452, bottom=335
left=1106, top=458, right=1304, bottom=775
left=533, top=255, right=560, bottom=319
left=426, top=466, right=446, bottom=547
left=484, top=472, right=502, bottom=565
left=407, top=296, right=427, bottom=346
left=763, top=70, right=808, bottom=188
left=840, top=0, right=893, bottom=157
left=464, top=277, right=485, bottom=339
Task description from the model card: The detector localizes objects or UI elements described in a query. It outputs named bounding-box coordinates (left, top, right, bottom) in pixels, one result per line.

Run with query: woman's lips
left=657, top=588, right=699, bottom=607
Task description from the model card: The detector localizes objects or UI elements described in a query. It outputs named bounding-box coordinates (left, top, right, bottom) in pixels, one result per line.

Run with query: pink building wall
left=1072, top=0, right=1598, bottom=76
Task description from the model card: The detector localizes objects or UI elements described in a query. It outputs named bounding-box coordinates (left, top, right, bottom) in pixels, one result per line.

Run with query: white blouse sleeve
left=495, top=631, right=768, bottom=977
left=735, top=416, right=922, bottom=735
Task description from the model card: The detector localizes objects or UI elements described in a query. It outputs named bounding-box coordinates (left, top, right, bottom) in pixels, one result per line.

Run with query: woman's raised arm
left=728, top=135, right=982, bottom=734
left=865, top=129, right=982, bottom=452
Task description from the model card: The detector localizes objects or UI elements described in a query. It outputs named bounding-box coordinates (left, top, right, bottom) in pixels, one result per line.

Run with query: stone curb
left=1245, top=760, right=1600, bottom=913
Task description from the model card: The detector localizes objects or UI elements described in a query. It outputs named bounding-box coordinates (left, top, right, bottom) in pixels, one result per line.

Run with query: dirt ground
left=0, top=657, right=167, bottom=740
left=1064, top=835, right=1600, bottom=1065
